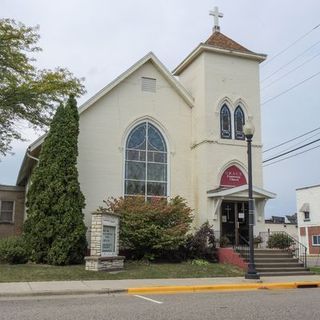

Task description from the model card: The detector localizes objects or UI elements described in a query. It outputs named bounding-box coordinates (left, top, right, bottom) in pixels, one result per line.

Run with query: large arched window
left=220, top=104, right=232, bottom=139
left=234, top=106, right=245, bottom=140
left=124, top=122, right=167, bottom=200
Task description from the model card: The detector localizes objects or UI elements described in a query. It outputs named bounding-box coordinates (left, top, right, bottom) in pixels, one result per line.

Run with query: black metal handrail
left=260, top=231, right=308, bottom=268
left=233, top=234, right=250, bottom=260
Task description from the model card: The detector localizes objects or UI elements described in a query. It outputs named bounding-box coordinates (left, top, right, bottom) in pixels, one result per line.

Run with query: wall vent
left=141, top=77, right=156, bottom=92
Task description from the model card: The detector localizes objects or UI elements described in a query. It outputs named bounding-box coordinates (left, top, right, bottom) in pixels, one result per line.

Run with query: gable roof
left=207, top=184, right=276, bottom=199
left=204, top=31, right=253, bottom=54
left=79, top=52, right=194, bottom=114
left=173, top=31, right=267, bottom=76
left=16, top=52, right=194, bottom=186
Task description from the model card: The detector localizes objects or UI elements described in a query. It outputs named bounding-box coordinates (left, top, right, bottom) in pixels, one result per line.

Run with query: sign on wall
left=102, top=225, right=116, bottom=254
left=220, top=165, right=247, bottom=188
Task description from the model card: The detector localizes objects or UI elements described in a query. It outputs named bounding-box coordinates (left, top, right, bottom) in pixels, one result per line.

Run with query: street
left=0, top=289, right=319, bottom=320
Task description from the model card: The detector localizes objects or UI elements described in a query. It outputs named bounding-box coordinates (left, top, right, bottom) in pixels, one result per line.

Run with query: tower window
left=220, top=104, right=232, bottom=139
left=234, top=106, right=245, bottom=140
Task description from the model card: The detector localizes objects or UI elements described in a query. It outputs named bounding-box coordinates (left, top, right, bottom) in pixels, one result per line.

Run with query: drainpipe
left=26, top=147, right=39, bottom=162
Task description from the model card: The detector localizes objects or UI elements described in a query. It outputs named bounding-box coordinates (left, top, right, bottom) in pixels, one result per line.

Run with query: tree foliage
left=186, top=222, right=217, bottom=262
left=103, top=196, right=193, bottom=260
left=23, top=96, right=87, bottom=265
left=0, top=18, right=85, bottom=156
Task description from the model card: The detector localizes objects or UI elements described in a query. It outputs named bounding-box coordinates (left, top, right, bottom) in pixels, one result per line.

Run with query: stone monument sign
left=85, top=211, right=125, bottom=271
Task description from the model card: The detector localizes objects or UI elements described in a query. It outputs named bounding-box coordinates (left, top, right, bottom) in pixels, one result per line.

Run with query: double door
left=221, top=201, right=249, bottom=245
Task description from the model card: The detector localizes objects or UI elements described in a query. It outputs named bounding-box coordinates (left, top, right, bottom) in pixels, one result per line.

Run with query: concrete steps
left=237, top=248, right=314, bottom=276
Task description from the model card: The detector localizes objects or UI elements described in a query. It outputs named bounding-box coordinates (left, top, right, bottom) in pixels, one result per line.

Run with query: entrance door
left=221, top=201, right=249, bottom=245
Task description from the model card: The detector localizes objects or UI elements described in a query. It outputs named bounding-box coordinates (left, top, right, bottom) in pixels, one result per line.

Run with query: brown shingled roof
left=205, top=31, right=253, bottom=54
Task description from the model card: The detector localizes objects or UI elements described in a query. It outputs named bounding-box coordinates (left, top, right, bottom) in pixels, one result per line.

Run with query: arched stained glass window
left=220, top=104, right=232, bottom=139
left=234, top=106, right=245, bottom=140
left=125, top=122, right=167, bottom=200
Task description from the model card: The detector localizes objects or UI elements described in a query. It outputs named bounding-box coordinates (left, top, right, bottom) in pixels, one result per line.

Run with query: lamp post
left=243, top=120, right=260, bottom=280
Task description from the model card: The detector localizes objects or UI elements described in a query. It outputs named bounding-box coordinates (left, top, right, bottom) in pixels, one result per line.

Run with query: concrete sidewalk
left=1, top=275, right=320, bottom=297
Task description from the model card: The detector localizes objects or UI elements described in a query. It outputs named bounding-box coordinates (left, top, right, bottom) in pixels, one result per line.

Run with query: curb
left=128, top=281, right=320, bottom=294
left=0, top=288, right=127, bottom=298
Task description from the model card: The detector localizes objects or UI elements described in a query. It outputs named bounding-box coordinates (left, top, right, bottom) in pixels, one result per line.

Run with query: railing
left=259, top=231, right=308, bottom=268
left=233, top=234, right=250, bottom=260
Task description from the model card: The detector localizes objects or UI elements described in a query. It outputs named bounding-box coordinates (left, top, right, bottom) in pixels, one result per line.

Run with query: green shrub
left=267, top=233, right=294, bottom=249
left=191, top=259, right=209, bottom=266
left=102, top=196, right=193, bottom=260
left=186, top=222, right=217, bottom=262
left=0, top=237, right=29, bottom=264
left=23, top=96, right=87, bottom=265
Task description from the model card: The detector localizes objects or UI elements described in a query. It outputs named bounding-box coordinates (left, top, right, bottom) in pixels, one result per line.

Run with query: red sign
left=220, top=165, right=247, bottom=188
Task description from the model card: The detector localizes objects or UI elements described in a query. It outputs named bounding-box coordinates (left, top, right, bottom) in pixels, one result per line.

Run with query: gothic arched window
left=220, top=104, right=232, bottom=139
left=125, top=122, right=167, bottom=200
left=234, top=106, right=245, bottom=140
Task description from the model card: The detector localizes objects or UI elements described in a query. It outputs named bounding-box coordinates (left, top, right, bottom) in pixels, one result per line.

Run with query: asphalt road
left=0, top=289, right=319, bottom=320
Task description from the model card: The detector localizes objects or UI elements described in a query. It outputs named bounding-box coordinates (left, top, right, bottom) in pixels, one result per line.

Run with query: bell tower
left=173, top=8, right=268, bottom=226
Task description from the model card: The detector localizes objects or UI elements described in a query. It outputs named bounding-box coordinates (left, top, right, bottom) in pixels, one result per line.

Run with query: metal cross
left=209, top=6, right=223, bottom=32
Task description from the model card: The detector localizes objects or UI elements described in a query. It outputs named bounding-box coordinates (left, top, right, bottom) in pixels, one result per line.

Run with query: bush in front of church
left=185, top=222, right=217, bottom=262
left=103, top=196, right=193, bottom=260
left=23, top=96, right=87, bottom=265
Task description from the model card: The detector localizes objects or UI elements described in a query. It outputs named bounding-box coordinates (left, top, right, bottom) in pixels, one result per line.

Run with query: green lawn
left=0, top=261, right=244, bottom=282
left=310, top=267, right=320, bottom=274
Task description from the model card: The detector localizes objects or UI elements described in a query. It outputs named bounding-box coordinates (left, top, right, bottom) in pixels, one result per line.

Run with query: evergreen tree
left=24, top=96, right=86, bottom=265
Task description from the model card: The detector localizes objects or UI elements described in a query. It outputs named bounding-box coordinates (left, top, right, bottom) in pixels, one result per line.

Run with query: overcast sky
left=1, top=0, right=320, bottom=218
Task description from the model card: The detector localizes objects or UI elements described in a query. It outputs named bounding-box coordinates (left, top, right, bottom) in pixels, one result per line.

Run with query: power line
left=263, top=144, right=320, bottom=167
left=263, top=138, right=320, bottom=163
left=262, top=51, right=320, bottom=90
left=263, top=126, right=320, bottom=153
left=272, top=131, right=320, bottom=155
left=261, top=70, right=320, bottom=105
left=261, top=39, right=320, bottom=82
left=262, top=23, right=320, bottom=67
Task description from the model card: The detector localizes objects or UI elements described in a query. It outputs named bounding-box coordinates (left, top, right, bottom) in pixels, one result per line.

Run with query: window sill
left=304, top=219, right=311, bottom=222
left=0, top=221, right=14, bottom=225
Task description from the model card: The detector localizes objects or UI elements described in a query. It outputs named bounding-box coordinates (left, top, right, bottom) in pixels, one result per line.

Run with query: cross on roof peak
left=209, top=6, right=223, bottom=32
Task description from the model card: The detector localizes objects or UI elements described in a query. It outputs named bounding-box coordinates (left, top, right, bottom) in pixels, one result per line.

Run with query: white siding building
left=296, top=184, right=320, bottom=255
left=16, top=18, right=276, bottom=245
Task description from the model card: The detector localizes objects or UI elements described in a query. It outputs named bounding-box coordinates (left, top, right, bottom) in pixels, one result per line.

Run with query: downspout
left=26, top=147, right=39, bottom=162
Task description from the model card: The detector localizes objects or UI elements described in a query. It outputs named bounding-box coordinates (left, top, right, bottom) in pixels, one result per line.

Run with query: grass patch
left=0, top=261, right=244, bottom=282
left=310, top=267, right=320, bottom=274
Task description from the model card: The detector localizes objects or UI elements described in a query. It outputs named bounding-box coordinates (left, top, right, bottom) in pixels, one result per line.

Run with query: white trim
left=79, top=52, right=194, bottom=115
left=207, top=184, right=276, bottom=199
left=312, top=235, right=320, bottom=246
left=0, top=200, right=15, bottom=223
left=173, top=44, right=266, bottom=75
left=122, top=119, right=171, bottom=200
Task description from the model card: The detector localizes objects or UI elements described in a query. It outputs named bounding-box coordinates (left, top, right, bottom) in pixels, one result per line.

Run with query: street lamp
left=243, top=120, right=260, bottom=280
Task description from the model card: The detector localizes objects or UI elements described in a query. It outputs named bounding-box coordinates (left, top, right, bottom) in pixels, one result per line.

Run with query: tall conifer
left=24, top=96, right=86, bottom=265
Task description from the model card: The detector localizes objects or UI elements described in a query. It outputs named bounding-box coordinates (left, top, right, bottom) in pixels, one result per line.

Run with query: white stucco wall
left=178, top=50, right=264, bottom=228
left=296, top=185, right=320, bottom=228
left=77, top=61, right=193, bottom=229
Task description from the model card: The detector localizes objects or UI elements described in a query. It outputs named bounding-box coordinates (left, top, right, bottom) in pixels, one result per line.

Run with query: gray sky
left=1, top=0, right=320, bottom=218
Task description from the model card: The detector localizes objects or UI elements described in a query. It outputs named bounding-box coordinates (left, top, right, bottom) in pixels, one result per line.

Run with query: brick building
left=0, top=185, right=25, bottom=238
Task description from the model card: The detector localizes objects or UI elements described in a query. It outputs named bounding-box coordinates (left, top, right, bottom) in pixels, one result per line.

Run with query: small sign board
left=220, top=165, right=247, bottom=188
left=102, top=225, right=116, bottom=255
left=238, top=212, right=245, bottom=219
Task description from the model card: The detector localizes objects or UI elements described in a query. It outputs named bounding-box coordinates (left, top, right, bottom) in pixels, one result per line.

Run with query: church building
left=15, top=8, right=276, bottom=245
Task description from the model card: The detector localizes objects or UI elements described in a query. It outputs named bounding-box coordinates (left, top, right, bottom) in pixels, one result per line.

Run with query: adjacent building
left=296, top=184, right=320, bottom=255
